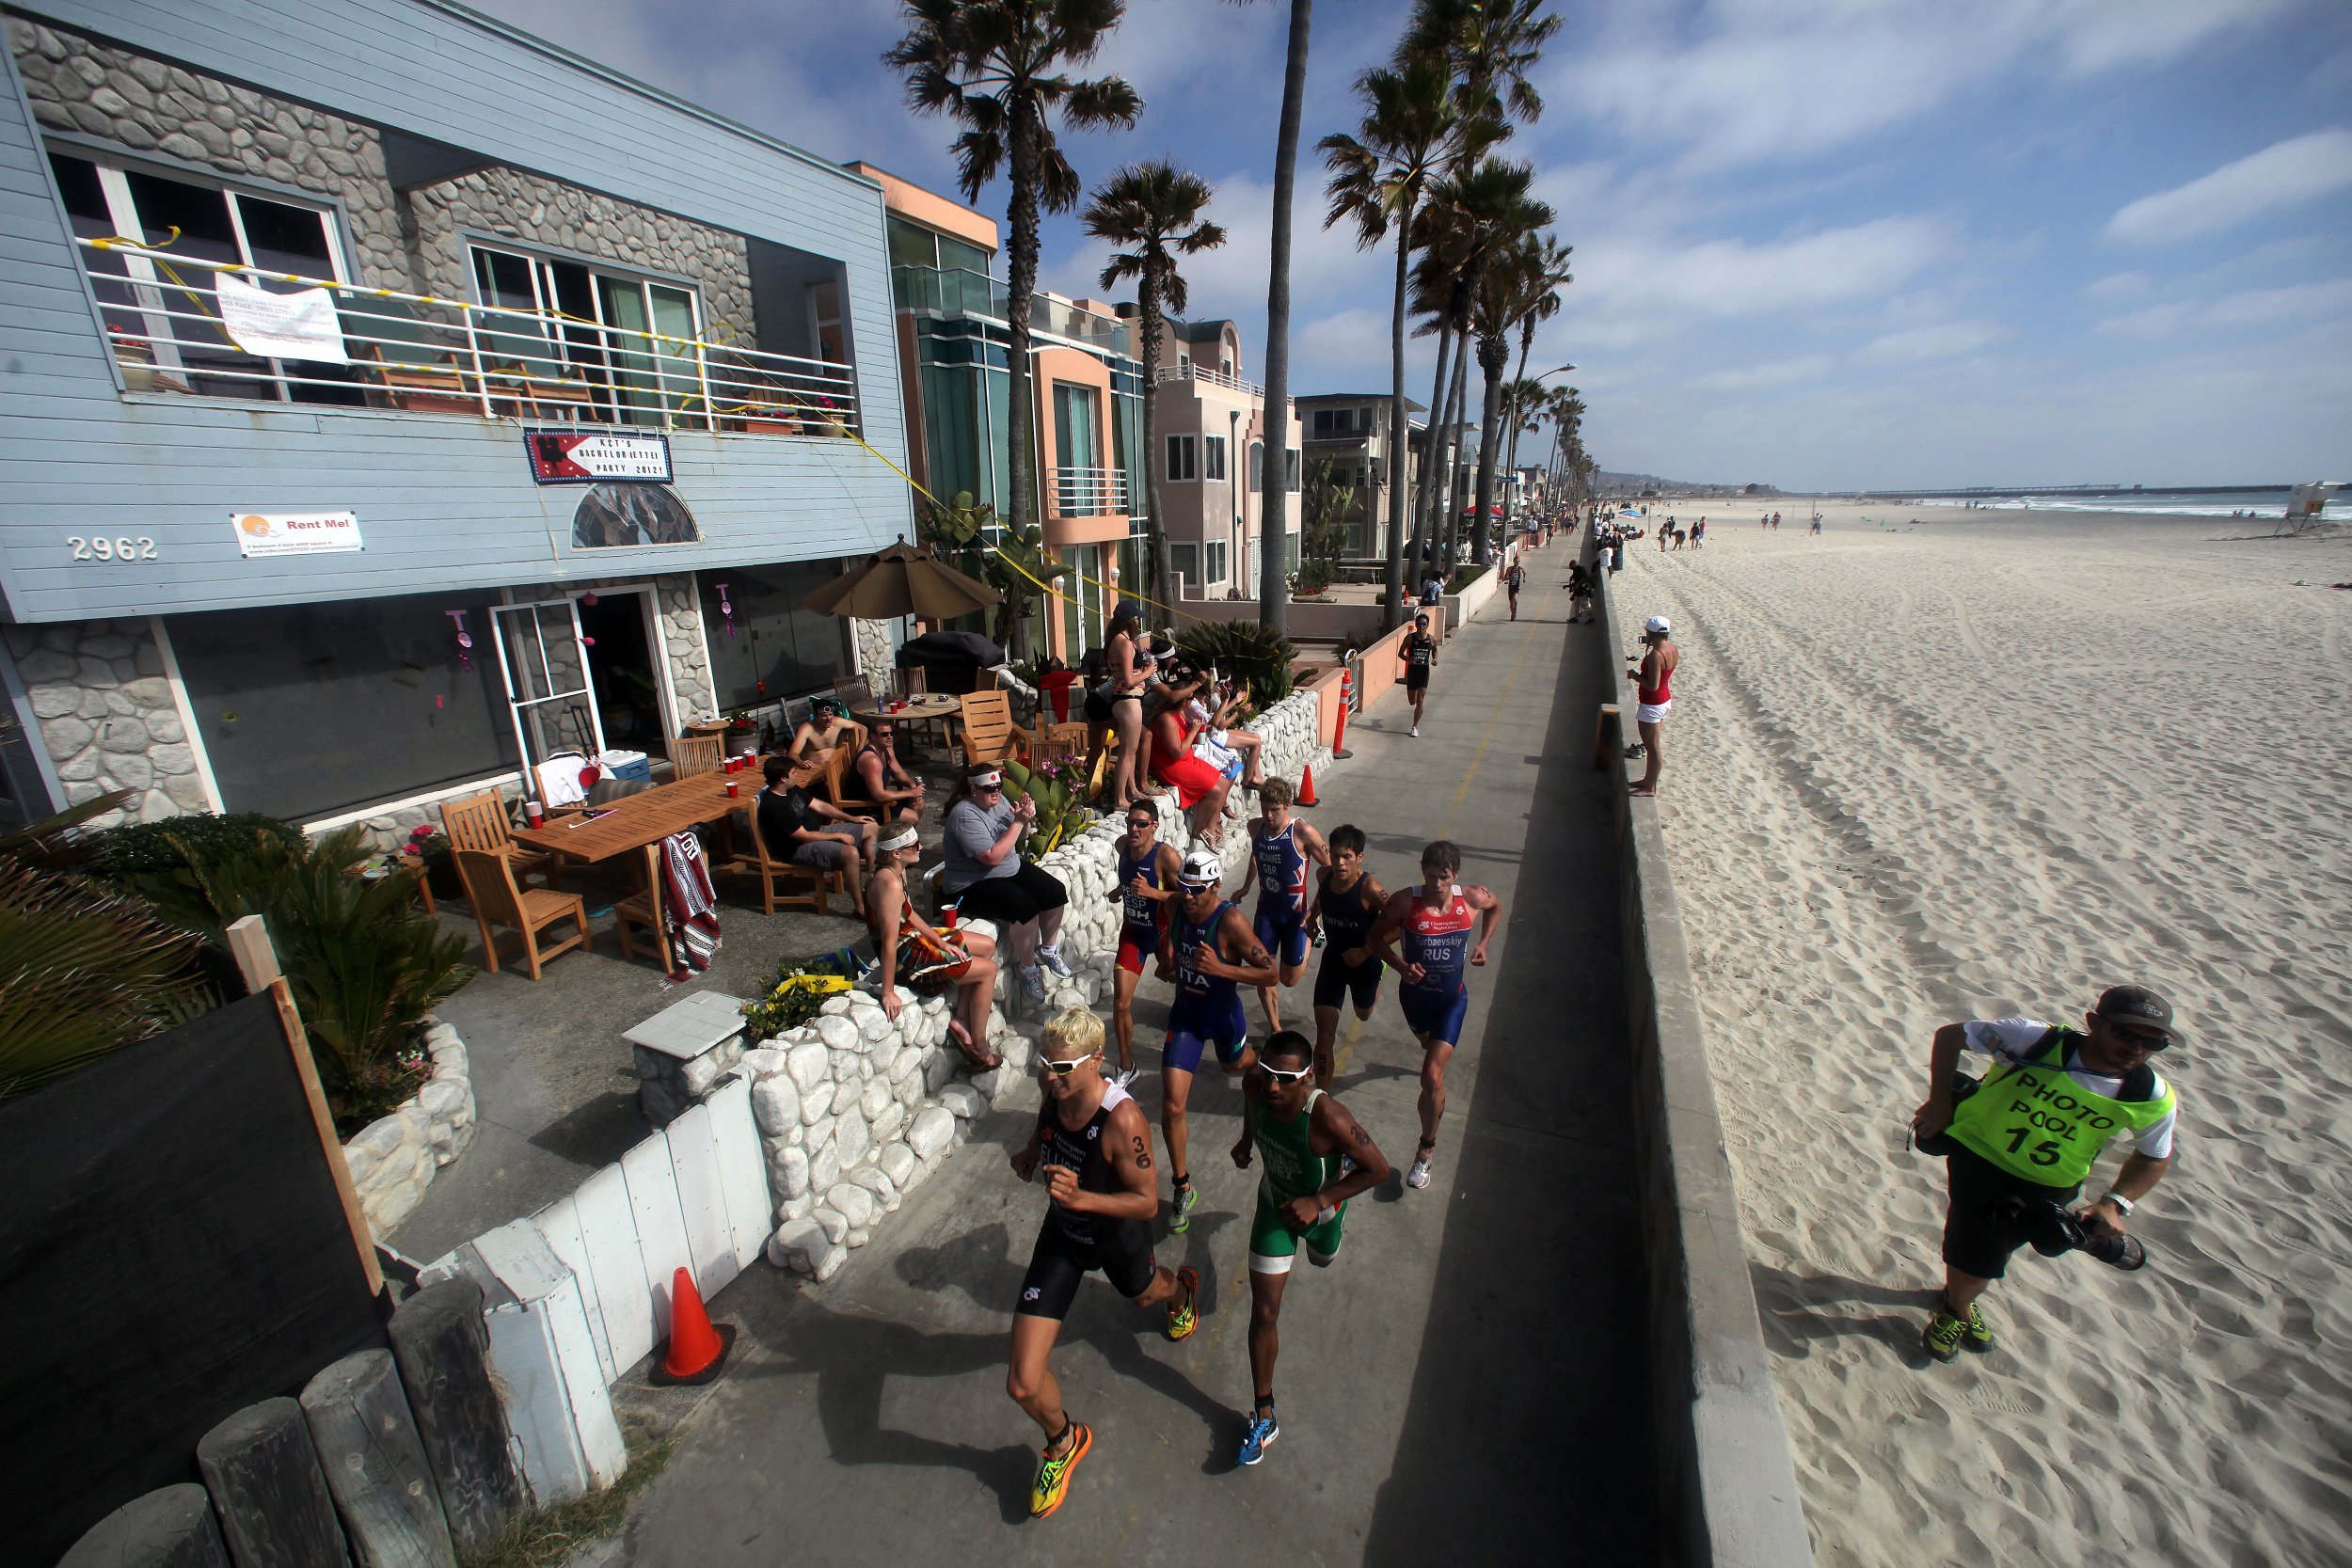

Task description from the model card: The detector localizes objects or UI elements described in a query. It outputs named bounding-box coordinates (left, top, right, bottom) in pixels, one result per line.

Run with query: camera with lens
left=1996, top=1195, right=2149, bottom=1272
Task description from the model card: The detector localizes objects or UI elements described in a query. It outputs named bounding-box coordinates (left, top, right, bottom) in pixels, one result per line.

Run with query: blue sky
left=471, top=0, right=2352, bottom=490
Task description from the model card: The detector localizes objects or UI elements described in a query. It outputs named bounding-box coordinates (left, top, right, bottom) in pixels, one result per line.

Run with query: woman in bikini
left=865, top=822, right=1001, bottom=1069
left=1083, top=602, right=1161, bottom=808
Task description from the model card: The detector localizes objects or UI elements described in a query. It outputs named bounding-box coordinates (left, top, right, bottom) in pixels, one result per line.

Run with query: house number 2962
left=68, top=536, right=159, bottom=562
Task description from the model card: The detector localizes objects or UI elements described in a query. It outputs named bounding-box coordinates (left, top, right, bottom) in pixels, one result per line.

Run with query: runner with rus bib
left=1908, top=986, right=2181, bottom=1363
left=1155, top=849, right=1278, bottom=1234
left=1234, top=776, right=1328, bottom=1037
left=1008, top=1009, right=1200, bottom=1520
left=1107, top=804, right=1182, bottom=1088
left=1227, top=1031, right=1391, bottom=1466
left=1306, top=824, right=1388, bottom=1089
left=1369, top=840, right=1502, bottom=1192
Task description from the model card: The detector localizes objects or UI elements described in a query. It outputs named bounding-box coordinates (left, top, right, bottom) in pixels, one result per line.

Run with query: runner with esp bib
left=1155, top=848, right=1278, bottom=1233
left=1368, top=840, right=1502, bottom=1192
left=1107, top=805, right=1182, bottom=1087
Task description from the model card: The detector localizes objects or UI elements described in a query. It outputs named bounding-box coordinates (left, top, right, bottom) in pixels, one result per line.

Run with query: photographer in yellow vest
left=1908, top=986, right=2179, bottom=1363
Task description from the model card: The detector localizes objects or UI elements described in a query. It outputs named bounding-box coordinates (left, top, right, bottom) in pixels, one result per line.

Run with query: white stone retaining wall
left=342, top=1020, right=477, bottom=1239
left=4, top=618, right=207, bottom=827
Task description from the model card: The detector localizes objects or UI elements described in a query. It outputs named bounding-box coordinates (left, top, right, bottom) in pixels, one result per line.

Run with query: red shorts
left=1154, top=752, right=1224, bottom=810
left=1116, top=931, right=1156, bottom=974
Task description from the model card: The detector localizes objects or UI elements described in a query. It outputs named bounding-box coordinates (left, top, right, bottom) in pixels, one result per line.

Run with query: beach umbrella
left=801, top=540, right=1001, bottom=622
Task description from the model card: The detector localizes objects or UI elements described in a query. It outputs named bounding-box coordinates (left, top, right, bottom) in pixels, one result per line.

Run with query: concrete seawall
left=1593, top=541, right=1818, bottom=1568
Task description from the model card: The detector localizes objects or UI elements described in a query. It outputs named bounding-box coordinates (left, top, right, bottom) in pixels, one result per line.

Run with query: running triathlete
left=1505, top=558, right=1526, bottom=620
left=1306, top=823, right=1388, bottom=1089
left=1234, top=776, right=1329, bottom=1037
left=1108, top=802, right=1182, bottom=1086
left=1008, top=1008, right=1200, bottom=1519
left=1228, top=1030, right=1391, bottom=1465
left=1368, top=839, right=1502, bottom=1191
left=1401, top=614, right=1437, bottom=738
left=1156, top=848, right=1278, bottom=1232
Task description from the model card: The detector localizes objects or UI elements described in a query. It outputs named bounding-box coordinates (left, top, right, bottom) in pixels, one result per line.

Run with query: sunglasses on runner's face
left=1041, top=1053, right=1099, bottom=1077
left=2106, top=1022, right=2169, bottom=1051
left=1257, top=1062, right=1312, bottom=1085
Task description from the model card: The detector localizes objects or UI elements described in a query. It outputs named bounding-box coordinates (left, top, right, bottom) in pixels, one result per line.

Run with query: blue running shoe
left=1238, top=1407, right=1279, bottom=1466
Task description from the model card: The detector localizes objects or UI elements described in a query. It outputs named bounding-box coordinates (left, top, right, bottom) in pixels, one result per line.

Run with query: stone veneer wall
left=342, top=1018, right=477, bottom=1238
left=851, top=618, right=896, bottom=692
left=8, top=15, right=412, bottom=289
left=4, top=618, right=206, bottom=826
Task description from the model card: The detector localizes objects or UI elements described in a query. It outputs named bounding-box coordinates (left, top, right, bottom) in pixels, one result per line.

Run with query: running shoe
left=1037, top=944, right=1073, bottom=979
left=1115, top=1067, right=1137, bottom=1089
left=1405, top=1148, right=1434, bottom=1190
left=1237, top=1406, right=1279, bottom=1465
left=1169, top=1181, right=1199, bottom=1233
left=1166, top=1266, right=1200, bottom=1341
left=1029, top=1420, right=1093, bottom=1518
left=1921, top=1305, right=1967, bottom=1364
left=1959, top=1300, right=1994, bottom=1355
left=1019, top=965, right=1046, bottom=1003
left=1409, top=725, right=1421, bottom=737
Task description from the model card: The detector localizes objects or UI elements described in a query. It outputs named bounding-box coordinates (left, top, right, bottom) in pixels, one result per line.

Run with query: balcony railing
left=73, top=238, right=860, bottom=437
left=1050, top=466, right=1131, bottom=517
left=891, top=263, right=1135, bottom=355
left=1157, top=362, right=1265, bottom=398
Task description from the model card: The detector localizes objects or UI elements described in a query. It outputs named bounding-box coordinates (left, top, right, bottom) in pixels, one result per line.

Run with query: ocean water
left=1901, top=488, right=2345, bottom=520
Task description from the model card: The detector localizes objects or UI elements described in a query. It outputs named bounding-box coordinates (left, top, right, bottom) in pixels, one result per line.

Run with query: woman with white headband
left=866, top=819, right=1001, bottom=1069
left=942, top=760, right=1073, bottom=1004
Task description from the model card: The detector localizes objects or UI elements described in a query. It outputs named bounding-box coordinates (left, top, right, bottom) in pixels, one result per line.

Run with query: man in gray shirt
left=943, top=761, right=1073, bottom=1003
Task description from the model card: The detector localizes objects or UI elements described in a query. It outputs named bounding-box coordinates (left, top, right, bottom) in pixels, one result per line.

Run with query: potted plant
left=399, top=825, right=462, bottom=901
left=723, top=707, right=759, bottom=757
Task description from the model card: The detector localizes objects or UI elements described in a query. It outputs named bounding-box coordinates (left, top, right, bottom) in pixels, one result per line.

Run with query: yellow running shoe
left=1029, top=1420, right=1092, bottom=1519
left=1166, top=1266, right=1200, bottom=1341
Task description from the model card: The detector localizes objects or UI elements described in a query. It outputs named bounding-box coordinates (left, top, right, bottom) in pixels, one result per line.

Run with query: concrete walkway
left=612, top=558, right=1653, bottom=1565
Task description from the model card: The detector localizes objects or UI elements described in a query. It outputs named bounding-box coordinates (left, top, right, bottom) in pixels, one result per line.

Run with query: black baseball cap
left=2093, top=985, right=2176, bottom=1042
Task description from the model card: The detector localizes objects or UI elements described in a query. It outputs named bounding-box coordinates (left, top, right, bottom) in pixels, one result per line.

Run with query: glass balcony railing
left=892, top=264, right=1134, bottom=356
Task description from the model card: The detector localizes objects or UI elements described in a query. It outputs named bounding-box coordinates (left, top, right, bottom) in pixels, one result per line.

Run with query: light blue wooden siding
left=0, top=0, right=912, bottom=623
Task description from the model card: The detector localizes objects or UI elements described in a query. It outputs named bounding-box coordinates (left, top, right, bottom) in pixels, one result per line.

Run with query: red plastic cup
left=525, top=800, right=545, bottom=829
left=726, top=781, right=739, bottom=799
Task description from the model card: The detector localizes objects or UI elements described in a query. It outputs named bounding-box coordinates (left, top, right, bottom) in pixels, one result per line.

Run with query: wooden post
left=226, top=914, right=384, bottom=1295
left=57, top=1484, right=231, bottom=1568
left=299, top=1350, right=457, bottom=1568
left=387, top=1281, right=525, bottom=1556
left=197, top=1398, right=353, bottom=1568
left=1595, top=703, right=1621, bottom=769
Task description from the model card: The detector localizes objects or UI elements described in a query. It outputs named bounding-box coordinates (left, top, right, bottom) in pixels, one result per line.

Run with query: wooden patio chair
left=955, top=689, right=1034, bottom=768
left=672, top=734, right=724, bottom=778
left=454, top=848, right=589, bottom=980
left=440, top=789, right=560, bottom=889
left=613, top=846, right=674, bottom=973
left=1031, top=721, right=1089, bottom=770
left=708, top=802, right=842, bottom=915
left=825, top=739, right=891, bottom=823
left=832, top=674, right=876, bottom=715
left=894, top=665, right=928, bottom=698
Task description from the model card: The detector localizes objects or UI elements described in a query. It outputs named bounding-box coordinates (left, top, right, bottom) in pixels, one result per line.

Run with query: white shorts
left=1636, top=700, right=1672, bottom=725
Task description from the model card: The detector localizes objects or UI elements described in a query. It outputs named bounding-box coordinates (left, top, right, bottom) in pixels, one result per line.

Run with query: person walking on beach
left=1631, top=616, right=1678, bottom=798
left=1810, top=514, right=1821, bottom=535
left=1228, top=1029, right=1391, bottom=1465
left=1692, top=517, right=1706, bottom=549
left=1505, top=558, right=1526, bottom=619
left=1908, top=988, right=2180, bottom=1362
left=1235, top=776, right=1329, bottom=1037
left=1307, top=824, right=1388, bottom=1088
left=1369, top=839, right=1502, bottom=1192
left=1401, top=614, right=1438, bottom=737
left=1008, top=1008, right=1200, bottom=1519
left=1108, top=803, right=1182, bottom=1086
left=1567, top=559, right=1595, bottom=624
left=1157, top=848, right=1279, bottom=1233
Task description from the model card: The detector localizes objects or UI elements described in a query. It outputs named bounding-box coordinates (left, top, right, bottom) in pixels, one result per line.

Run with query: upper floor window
left=469, top=243, right=705, bottom=427
left=50, top=149, right=366, bottom=404
left=1167, top=433, right=1198, bottom=482
left=1202, top=434, right=1228, bottom=482
left=1286, top=449, right=1302, bottom=492
left=1248, top=441, right=1264, bottom=490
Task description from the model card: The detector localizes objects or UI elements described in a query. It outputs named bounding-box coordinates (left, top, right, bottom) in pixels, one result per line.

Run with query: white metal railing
left=72, top=237, right=861, bottom=437
left=1051, top=466, right=1131, bottom=517
left=1158, top=362, right=1264, bottom=398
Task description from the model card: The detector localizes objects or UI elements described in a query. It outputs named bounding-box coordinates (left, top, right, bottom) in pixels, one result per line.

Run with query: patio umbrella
left=801, top=540, right=1000, bottom=622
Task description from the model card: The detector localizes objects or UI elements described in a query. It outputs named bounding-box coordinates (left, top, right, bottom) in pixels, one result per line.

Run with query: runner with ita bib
left=1107, top=803, right=1182, bottom=1088
left=1155, top=848, right=1278, bottom=1233
left=1307, top=823, right=1388, bottom=1090
left=1234, top=775, right=1328, bottom=1037
left=1368, top=839, right=1502, bottom=1191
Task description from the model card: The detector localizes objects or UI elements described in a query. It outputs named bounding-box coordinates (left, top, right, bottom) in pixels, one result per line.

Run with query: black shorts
left=1406, top=672, right=1429, bottom=693
left=948, top=862, right=1069, bottom=927
left=1313, top=953, right=1381, bottom=1013
left=1083, top=689, right=1113, bottom=725
left=1016, top=1218, right=1157, bottom=1320
left=1941, top=1146, right=2081, bottom=1280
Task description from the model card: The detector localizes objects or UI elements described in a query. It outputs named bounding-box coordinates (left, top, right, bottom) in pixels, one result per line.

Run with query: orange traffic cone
left=1296, top=765, right=1319, bottom=807
left=649, top=1267, right=734, bottom=1386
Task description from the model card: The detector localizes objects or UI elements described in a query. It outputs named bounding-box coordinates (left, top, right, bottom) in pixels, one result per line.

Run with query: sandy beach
left=1609, top=501, right=2352, bottom=1568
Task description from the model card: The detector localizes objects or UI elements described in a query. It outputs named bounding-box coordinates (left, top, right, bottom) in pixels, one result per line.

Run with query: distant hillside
left=1593, top=468, right=1778, bottom=498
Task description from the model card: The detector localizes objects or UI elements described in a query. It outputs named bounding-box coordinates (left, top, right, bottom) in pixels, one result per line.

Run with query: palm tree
left=1405, top=0, right=1560, bottom=130
left=887, top=1, right=1141, bottom=543
left=1084, top=162, right=1226, bottom=607
left=1403, top=195, right=1475, bottom=580
left=1321, top=55, right=1477, bottom=627
left=1501, top=233, right=1571, bottom=471
left=1252, top=0, right=1316, bottom=635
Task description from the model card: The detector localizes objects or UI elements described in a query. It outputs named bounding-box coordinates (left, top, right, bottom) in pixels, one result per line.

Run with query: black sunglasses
left=2106, top=1022, right=2170, bottom=1051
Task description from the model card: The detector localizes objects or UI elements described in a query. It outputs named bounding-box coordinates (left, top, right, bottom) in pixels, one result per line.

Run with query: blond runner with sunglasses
left=1007, top=1009, right=1200, bottom=1520
left=1228, top=1031, right=1391, bottom=1466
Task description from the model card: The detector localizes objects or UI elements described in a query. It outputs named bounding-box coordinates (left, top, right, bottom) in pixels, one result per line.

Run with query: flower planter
left=339, top=1018, right=476, bottom=1240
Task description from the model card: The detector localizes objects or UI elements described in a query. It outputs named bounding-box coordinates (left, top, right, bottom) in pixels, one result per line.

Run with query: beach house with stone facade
left=0, top=0, right=911, bottom=836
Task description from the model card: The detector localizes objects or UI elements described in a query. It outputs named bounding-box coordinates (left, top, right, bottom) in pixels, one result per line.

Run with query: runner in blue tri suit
left=1233, top=775, right=1328, bottom=1037
left=1368, top=839, right=1503, bottom=1192
left=1155, top=847, right=1278, bottom=1233
left=1107, top=804, right=1183, bottom=1088
left=1306, top=823, right=1389, bottom=1090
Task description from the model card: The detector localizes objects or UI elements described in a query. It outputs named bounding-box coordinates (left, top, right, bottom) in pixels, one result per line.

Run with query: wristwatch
left=2101, top=1191, right=2135, bottom=1217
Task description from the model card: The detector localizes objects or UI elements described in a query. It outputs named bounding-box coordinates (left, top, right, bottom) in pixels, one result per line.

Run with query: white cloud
left=2104, top=128, right=2352, bottom=243
left=1860, top=319, right=2005, bottom=363
left=1575, top=216, right=1949, bottom=318
left=1690, top=356, right=1835, bottom=392
left=2082, top=272, right=2153, bottom=301
left=2094, top=277, right=2352, bottom=337
left=1297, top=308, right=1397, bottom=379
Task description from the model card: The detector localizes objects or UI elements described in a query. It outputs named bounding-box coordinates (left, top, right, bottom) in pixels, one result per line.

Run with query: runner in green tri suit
left=1227, top=1031, right=1391, bottom=1466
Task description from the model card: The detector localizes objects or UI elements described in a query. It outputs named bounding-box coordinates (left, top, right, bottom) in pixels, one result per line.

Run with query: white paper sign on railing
left=217, top=273, right=350, bottom=364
